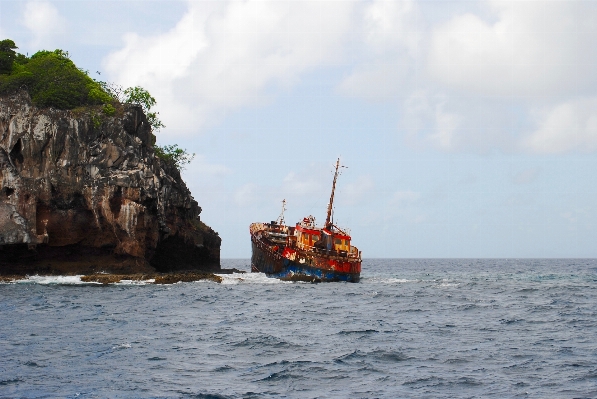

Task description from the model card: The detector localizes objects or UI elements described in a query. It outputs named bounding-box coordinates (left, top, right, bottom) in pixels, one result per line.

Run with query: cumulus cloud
left=22, top=1, right=66, bottom=48
left=427, top=1, right=597, bottom=98
left=403, top=90, right=468, bottom=151
left=336, top=0, right=418, bottom=99
left=405, top=1, right=597, bottom=154
left=101, top=0, right=597, bottom=156
left=104, top=0, right=356, bottom=136
left=522, top=97, right=597, bottom=154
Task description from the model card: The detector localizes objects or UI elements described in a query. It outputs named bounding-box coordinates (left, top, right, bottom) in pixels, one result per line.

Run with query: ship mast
left=276, top=199, right=287, bottom=225
left=325, top=158, right=345, bottom=229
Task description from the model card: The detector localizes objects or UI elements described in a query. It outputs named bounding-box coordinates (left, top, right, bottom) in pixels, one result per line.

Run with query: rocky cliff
left=0, top=92, right=220, bottom=275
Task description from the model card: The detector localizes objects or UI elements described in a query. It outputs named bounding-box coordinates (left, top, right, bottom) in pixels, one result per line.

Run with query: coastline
left=0, top=268, right=245, bottom=285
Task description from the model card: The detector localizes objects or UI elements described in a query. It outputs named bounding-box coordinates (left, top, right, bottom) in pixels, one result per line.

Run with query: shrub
left=90, top=112, right=101, bottom=129
left=154, top=144, right=195, bottom=170
left=102, top=103, right=116, bottom=116
left=123, top=86, right=165, bottom=132
left=0, top=45, right=113, bottom=110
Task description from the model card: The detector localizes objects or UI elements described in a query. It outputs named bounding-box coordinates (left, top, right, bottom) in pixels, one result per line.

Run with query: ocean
left=0, top=259, right=596, bottom=398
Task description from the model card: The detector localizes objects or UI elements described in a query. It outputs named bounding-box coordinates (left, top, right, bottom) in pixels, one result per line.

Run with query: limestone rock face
left=0, top=92, right=220, bottom=274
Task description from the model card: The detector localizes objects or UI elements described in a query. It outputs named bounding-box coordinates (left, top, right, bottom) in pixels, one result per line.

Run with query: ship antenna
left=325, top=158, right=346, bottom=229
left=276, top=199, right=287, bottom=225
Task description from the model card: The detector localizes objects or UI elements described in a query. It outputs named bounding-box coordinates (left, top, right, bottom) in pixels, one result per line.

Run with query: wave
left=256, top=370, right=303, bottom=382
left=360, top=276, right=417, bottom=284
left=14, top=275, right=90, bottom=285
left=231, top=335, right=299, bottom=350
left=216, top=272, right=288, bottom=285
left=185, top=394, right=232, bottom=399
left=4, top=275, right=241, bottom=285
left=0, top=378, right=21, bottom=385
left=337, top=329, right=379, bottom=335
left=111, top=343, right=131, bottom=350
left=6, top=275, right=159, bottom=285
left=23, top=360, right=44, bottom=367
left=334, top=349, right=412, bottom=363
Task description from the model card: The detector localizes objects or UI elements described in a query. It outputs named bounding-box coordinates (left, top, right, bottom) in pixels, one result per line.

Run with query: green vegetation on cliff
left=0, top=39, right=195, bottom=170
left=0, top=40, right=111, bottom=110
left=154, top=144, right=195, bottom=170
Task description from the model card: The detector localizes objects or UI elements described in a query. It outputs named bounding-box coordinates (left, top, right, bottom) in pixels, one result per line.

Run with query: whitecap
left=16, top=275, right=91, bottom=285
left=114, top=279, right=155, bottom=285
left=112, top=343, right=131, bottom=350
left=437, top=279, right=459, bottom=287
left=216, top=272, right=287, bottom=285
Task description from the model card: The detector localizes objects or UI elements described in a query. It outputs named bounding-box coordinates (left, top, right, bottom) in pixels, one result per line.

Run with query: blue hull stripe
left=270, top=260, right=359, bottom=282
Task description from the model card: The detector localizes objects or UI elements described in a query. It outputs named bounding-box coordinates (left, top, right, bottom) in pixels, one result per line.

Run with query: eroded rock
left=0, top=91, right=220, bottom=274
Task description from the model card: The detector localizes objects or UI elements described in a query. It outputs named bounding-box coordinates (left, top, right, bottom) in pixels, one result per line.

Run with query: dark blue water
left=1, top=259, right=596, bottom=398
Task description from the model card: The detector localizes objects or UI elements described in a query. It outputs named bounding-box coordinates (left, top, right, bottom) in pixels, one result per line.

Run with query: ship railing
left=295, top=243, right=361, bottom=261
left=253, top=234, right=285, bottom=261
left=250, top=222, right=267, bottom=235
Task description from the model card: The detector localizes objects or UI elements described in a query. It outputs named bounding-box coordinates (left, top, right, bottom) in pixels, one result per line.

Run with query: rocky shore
left=0, top=272, right=222, bottom=284
left=0, top=92, right=221, bottom=275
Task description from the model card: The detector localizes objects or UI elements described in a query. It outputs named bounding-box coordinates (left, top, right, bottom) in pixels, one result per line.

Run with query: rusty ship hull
left=250, top=224, right=361, bottom=283
left=249, top=159, right=362, bottom=283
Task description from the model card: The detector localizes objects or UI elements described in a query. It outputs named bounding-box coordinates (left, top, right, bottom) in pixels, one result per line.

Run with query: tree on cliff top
left=0, top=39, right=17, bottom=74
left=123, top=86, right=165, bottom=132
left=0, top=45, right=112, bottom=110
left=154, top=144, right=195, bottom=171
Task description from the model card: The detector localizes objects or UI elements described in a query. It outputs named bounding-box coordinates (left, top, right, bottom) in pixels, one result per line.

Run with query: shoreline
left=0, top=268, right=245, bottom=285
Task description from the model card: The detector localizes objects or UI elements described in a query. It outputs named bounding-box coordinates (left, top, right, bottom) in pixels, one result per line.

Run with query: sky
left=1, top=0, right=597, bottom=258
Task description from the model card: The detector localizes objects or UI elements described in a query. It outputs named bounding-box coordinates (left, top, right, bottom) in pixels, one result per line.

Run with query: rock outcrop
left=0, top=92, right=220, bottom=275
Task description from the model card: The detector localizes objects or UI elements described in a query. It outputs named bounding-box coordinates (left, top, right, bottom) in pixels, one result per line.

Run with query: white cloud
left=336, top=0, right=418, bottom=99
left=22, top=1, right=66, bottom=48
left=100, top=0, right=597, bottom=156
left=104, top=0, right=356, bottom=137
left=404, top=90, right=462, bottom=151
left=427, top=1, right=597, bottom=98
left=362, top=0, right=417, bottom=54
left=522, top=97, right=597, bottom=154
left=415, top=1, right=597, bottom=154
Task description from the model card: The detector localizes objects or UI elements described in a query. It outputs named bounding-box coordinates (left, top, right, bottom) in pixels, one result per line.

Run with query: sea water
left=0, top=259, right=596, bottom=398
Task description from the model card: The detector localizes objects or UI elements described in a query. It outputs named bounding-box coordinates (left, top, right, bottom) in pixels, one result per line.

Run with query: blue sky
left=2, top=1, right=596, bottom=258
